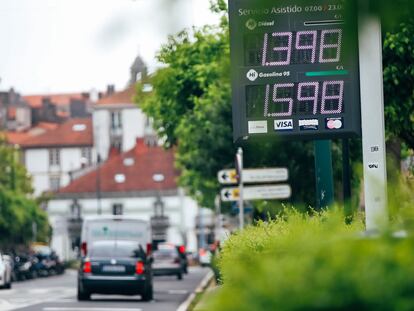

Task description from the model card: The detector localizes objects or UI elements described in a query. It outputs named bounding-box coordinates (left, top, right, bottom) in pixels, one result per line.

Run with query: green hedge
left=206, top=209, right=414, bottom=311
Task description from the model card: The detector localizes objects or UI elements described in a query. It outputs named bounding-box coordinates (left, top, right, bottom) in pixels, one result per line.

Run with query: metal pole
left=342, top=139, right=352, bottom=218
left=214, top=195, right=222, bottom=240
left=358, top=12, right=388, bottom=231
left=96, top=154, right=102, bottom=215
left=199, top=206, right=205, bottom=250
left=314, top=140, right=334, bottom=209
left=237, top=147, right=244, bottom=229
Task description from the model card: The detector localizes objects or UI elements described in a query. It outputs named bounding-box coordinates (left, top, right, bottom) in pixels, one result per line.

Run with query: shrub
left=206, top=209, right=414, bottom=311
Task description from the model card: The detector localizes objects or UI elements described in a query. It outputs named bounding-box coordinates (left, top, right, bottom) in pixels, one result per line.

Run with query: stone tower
left=129, top=54, right=147, bottom=86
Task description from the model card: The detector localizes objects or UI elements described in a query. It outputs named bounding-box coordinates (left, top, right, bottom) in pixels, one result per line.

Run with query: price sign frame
left=229, top=0, right=361, bottom=143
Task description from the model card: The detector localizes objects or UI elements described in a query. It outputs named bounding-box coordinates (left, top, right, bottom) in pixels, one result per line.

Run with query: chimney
left=135, top=138, right=148, bottom=155
left=108, top=146, right=121, bottom=159
left=106, top=85, right=115, bottom=96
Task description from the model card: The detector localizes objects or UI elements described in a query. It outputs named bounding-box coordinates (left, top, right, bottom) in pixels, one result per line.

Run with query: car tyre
left=5, top=279, right=11, bottom=289
left=77, top=284, right=91, bottom=301
left=142, top=282, right=153, bottom=302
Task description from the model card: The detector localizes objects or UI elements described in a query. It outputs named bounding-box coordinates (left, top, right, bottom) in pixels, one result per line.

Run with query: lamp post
left=96, top=154, right=102, bottom=215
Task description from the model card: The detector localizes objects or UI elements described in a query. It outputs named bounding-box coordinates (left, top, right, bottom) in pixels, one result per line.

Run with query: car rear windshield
left=90, top=240, right=145, bottom=258
left=153, top=248, right=177, bottom=259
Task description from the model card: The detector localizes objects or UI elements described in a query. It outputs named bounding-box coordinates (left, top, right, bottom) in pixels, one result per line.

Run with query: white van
left=80, top=216, right=152, bottom=257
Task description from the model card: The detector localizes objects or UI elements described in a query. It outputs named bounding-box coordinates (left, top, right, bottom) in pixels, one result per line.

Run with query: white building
left=19, top=118, right=95, bottom=196
left=93, top=85, right=154, bottom=162
left=47, top=139, right=200, bottom=260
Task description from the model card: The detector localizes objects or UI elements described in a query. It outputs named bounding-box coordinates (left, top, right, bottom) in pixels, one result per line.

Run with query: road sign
left=218, top=167, right=289, bottom=184
left=229, top=0, right=361, bottom=143
left=217, top=169, right=238, bottom=184
left=221, top=184, right=291, bottom=202
left=244, top=168, right=288, bottom=183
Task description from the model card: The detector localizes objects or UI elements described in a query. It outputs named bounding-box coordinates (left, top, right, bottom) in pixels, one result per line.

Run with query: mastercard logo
left=326, top=118, right=343, bottom=130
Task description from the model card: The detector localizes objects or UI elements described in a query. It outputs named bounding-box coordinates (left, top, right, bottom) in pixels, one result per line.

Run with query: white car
left=0, top=252, right=12, bottom=289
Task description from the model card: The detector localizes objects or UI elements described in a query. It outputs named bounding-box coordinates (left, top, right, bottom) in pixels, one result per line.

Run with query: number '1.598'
left=264, top=80, right=344, bottom=117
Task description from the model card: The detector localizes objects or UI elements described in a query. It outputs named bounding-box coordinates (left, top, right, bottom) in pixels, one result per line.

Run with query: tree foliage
left=383, top=19, right=414, bottom=149
left=0, top=137, right=50, bottom=248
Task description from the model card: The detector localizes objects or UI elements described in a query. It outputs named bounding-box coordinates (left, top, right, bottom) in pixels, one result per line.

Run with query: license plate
left=102, top=265, right=126, bottom=272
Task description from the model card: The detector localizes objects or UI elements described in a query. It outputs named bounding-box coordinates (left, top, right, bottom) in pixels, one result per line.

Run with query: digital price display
left=229, top=0, right=361, bottom=143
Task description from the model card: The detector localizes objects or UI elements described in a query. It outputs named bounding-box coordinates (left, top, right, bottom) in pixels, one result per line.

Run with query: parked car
left=31, top=244, right=65, bottom=276
left=198, top=248, right=212, bottom=267
left=0, top=252, right=12, bottom=289
left=14, top=254, right=39, bottom=280
left=77, top=216, right=153, bottom=301
left=153, top=243, right=183, bottom=280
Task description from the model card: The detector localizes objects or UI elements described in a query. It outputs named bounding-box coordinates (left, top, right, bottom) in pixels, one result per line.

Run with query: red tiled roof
left=58, top=139, right=178, bottom=194
left=19, top=118, right=93, bottom=148
left=3, top=131, right=33, bottom=145
left=24, top=93, right=88, bottom=108
left=96, top=86, right=136, bottom=106
left=37, top=122, right=59, bottom=130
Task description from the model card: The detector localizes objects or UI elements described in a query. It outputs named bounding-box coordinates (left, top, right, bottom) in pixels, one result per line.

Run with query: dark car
left=13, top=254, right=38, bottom=280
left=77, top=240, right=153, bottom=301
left=152, top=243, right=183, bottom=280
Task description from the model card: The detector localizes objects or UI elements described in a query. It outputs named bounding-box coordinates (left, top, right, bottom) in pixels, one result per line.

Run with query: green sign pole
left=314, top=140, right=334, bottom=209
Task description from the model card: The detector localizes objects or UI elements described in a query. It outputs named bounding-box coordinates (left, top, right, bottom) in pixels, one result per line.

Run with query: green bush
left=206, top=209, right=414, bottom=311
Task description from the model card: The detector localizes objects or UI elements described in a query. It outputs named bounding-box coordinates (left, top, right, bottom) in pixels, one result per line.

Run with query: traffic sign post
left=236, top=148, right=244, bottom=229
left=221, top=184, right=292, bottom=202
left=358, top=12, right=388, bottom=230
left=218, top=167, right=289, bottom=185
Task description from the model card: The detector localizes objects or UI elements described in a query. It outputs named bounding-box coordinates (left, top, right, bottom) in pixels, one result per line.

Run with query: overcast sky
left=0, top=0, right=219, bottom=95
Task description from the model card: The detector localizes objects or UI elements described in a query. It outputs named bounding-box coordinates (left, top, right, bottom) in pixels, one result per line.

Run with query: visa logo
left=274, top=119, right=293, bottom=131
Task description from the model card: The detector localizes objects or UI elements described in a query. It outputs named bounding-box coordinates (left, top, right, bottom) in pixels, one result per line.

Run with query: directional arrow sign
left=217, top=169, right=238, bottom=184
left=243, top=168, right=288, bottom=183
left=218, top=168, right=288, bottom=184
left=221, top=184, right=291, bottom=202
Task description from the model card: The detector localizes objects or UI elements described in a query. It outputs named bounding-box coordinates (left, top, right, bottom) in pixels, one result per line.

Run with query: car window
left=153, top=248, right=177, bottom=259
left=90, top=240, right=144, bottom=258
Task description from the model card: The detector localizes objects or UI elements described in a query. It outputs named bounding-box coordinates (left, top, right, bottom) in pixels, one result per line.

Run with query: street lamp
left=96, top=154, right=102, bottom=215
left=152, top=173, right=165, bottom=216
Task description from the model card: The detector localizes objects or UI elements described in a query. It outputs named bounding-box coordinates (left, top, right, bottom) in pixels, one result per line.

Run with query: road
left=0, top=267, right=210, bottom=311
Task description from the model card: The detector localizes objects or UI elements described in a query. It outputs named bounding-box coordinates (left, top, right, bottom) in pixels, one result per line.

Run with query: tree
left=383, top=19, right=414, bottom=169
left=0, top=136, right=50, bottom=248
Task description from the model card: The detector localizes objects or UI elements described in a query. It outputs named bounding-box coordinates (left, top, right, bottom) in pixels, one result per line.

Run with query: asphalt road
left=0, top=267, right=210, bottom=311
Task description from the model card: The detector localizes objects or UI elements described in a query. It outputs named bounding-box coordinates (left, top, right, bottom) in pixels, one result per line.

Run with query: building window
left=81, top=147, right=92, bottom=165
left=49, top=148, right=60, bottom=166
left=112, top=204, right=123, bottom=215
left=111, top=111, right=122, bottom=130
left=110, top=137, right=122, bottom=151
left=49, top=176, right=60, bottom=191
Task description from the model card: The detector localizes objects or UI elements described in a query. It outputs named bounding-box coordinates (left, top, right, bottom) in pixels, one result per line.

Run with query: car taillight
left=146, top=243, right=152, bottom=256
left=83, top=260, right=91, bottom=273
left=178, top=245, right=185, bottom=254
left=135, top=261, right=145, bottom=275
left=81, top=242, right=87, bottom=257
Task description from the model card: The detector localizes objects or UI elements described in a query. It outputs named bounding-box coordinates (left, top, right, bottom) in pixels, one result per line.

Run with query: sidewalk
left=192, top=278, right=219, bottom=311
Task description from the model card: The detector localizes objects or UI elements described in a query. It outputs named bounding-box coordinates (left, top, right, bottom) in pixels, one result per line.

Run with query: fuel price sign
left=229, top=0, right=361, bottom=143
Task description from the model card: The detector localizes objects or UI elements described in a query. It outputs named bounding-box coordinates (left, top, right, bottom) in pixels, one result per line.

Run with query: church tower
left=129, top=54, right=147, bottom=86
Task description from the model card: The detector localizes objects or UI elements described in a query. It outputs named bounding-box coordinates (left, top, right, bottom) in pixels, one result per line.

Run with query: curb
left=176, top=270, right=214, bottom=311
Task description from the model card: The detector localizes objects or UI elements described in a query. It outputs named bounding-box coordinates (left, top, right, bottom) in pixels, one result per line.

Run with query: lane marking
left=168, top=290, right=188, bottom=295
left=43, top=308, right=142, bottom=311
